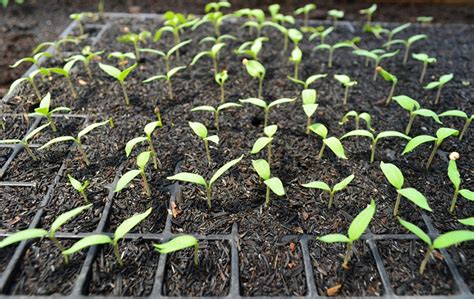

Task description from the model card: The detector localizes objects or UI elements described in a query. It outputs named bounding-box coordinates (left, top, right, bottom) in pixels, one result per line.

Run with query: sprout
left=412, top=53, right=436, bottom=83
left=383, top=34, right=427, bottom=65
left=385, top=23, right=411, bottom=50
left=167, top=155, right=243, bottom=209
left=199, top=34, right=236, bottom=45
left=115, top=151, right=152, bottom=197
left=294, top=4, right=316, bottom=27
left=66, top=47, right=104, bottom=80
left=328, top=10, right=344, bottom=28
left=189, top=122, right=219, bottom=165
left=447, top=158, right=474, bottom=213
left=117, top=31, right=151, bottom=61
left=108, top=51, right=136, bottom=67
left=309, top=26, right=334, bottom=44
left=313, top=41, right=354, bottom=68
left=192, top=11, right=230, bottom=36
left=240, top=9, right=266, bottom=38
left=242, top=59, right=265, bottom=99
left=308, top=123, right=346, bottom=159
left=268, top=4, right=295, bottom=26
left=334, top=74, right=357, bottom=105
left=235, top=37, right=268, bottom=60
left=302, top=174, right=354, bottom=209
left=339, top=111, right=374, bottom=131
left=352, top=49, right=399, bottom=80
left=99, top=63, right=137, bottom=105
left=191, top=43, right=226, bottom=76
left=424, top=73, right=453, bottom=105
left=289, top=45, right=302, bottom=80
left=252, top=159, right=285, bottom=207
left=439, top=110, right=472, bottom=141
left=318, top=199, right=375, bottom=268
left=0, top=204, right=92, bottom=263
left=39, top=119, right=112, bottom=166
left=10, top=52, right=52, bottom=70
left=154, top=235, right=200, bottom=266
left=288, top=73, right=327, bottom=90
left=239, top=97, right=295, bottom=128
left=68, top=175, right=89, bottom=203
left=69, top=12, right=93, bottom=36
left=191, top=102, right=241, bottom=130
left=302, top=89, right=318, bottom=134
left=126, top=121, right=163, bottom=170
left=6, top=68, right=50, bottom=101
left=251, top=125, right=277, bottom=165
left=398, top=217, right=474, bottom=274
left=143, top=66, right=186, bottom=100
left=215, top=70, right=228, bottom=103
left=359, top=4, right=377, bottom=27
left=140, top=39, right=191, bottom=74
left=341, top=130, right=410, bottom=163
left=0, top=122, right=50, bottom=161
left=402, top=127, right=459, bottom=169
left=417, top=16, right=433, bottom=24
left=376, top=66, right=398, bottom=105
left=393, top=95, right=442, bottom=135
left=33, top=37, right=81, bottom=59
left=49, top=59, right=80, bottom=99
left=28, top=93, right=70, bottom=132
left=205, top=0, right=231, bottom=12
left=262, top=22, right=296, bottom=52
left=62, top=208, right=152, bottom=266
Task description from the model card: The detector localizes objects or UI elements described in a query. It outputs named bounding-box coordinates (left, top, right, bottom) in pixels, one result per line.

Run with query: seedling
left=339, top=111, right=374, bottom=131
left=384, top=23, right=411, bottom=50
left=313, top=41, right=354, bottom=68
left=140, top=39, right=191, bottom=74
left=62, top=208, right=152, bottom=266
left=126, top=121, right=163, bottom=170
left=334, top=74, right=357, bottom=105
left=352, top=49, right=399, bottom=80
left=10, top=52, right=51, bottom=70
left=417, top=16, right=433, bottom=25
left=0, top=122, right=50, bottom=161
left=6, top=67, right=50, bottom=101
left=215, top=70, right=228, bottom=103
left=398, top=217, right=474, bottom=274
left=154, top=12, right=198, bottom=59
left=383, top=34, right=427, bottom=65
left=393, top=95, right=442, bottom=135
left=328, top=10, right=344, bottom=28
left=66, top=46, right=104, bottom=80
left=115, top=151, right=152, bottom=197
left=117, top=31, right=151, bottom=61
left=262, top=22, right=295, bottom=52
left=28, top=93, right=70, bottom=132
left=239, top=97, right=295, bottom=128
left=143, top=66, right=186, bottom=100
left=308, top=123, right=346, bottom=159
left=424, top=73, right=453, bottom=105
left=99, top=63, right=137, bottom=105
left=49, top=59, right=80, bottom=98
left=235, top=37, right=268, bottom=60
left=359, top=4, right=377, bottom=27
left=154, top=235, right=200, bottom=266
left=189, top=122, right=219, bottom=165
left=199, top=34, right=236, bottom=45
left=167, top=155, right=243, bottom=209
left=252, top=159, right=285, bottom=207
left=69, top=12, right=93, bottom=36
left=439, top=110, right=472, bottom=141
left=33, top=37, right=80, bottom=59
left=68, top=175, right=89, bottom=203
left=288, top=73, right=327, bottom=90
left=268, top=4, right=295, bottom=26
left=0, top=204, right=92, bottom=263
left=251, top=125, right=277, bottom=165
left=39, top=119, right=112, bottom=166
left=447, top=157, right=474, bottom=213
left=302, top=174, right=354, bottom=209
left=376, top=66, right=398, bottom=105
left=294, top=4, right=316, bottom=27
left=341, top=130, right=410, bottom=163
left=192, top=11, right=230, bottom=37
left=191, top=102, right=241, bottom=130
left=289, top=45, right=302, bottom=80
left=1, top=0, right=24, bottom=8
left=239, top=9, right=266, bottom=38
left=108, top=52, right=136, bottom=67
left=459, top=217, right=474, bottom=226
left=309, top=26, right=334, bottom=44
left=302, top=89, right=318, bottom=134
left=191, top=43, right=226, bottom=76
left=318, top=199, right=375, bottom=268
left=242, top=59, right=265, bottom=99
left=412, top=53, right=436, bottom=83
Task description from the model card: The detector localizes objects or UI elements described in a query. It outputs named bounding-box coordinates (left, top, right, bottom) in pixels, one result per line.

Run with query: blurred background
left=1, top=0, right=473, bottom=96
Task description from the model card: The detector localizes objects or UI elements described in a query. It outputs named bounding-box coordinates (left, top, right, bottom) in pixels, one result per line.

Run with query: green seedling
left=6, top=67, right=50, bottom=101
left=0, top=204, right=92, bottom=263
left=69, top=12, right=93, bottom=36
left=252, top=159, right=285, bottom=207
left=376, top=66, right=398, bottom=105
left=309, top=26, right=334, bottom=44
left=302, top=89, right=318, bottom=134
left=459, top=217, right=474, bottom=226
left=10, top=52, right=52, bottom=70
left=0, top=122, right=50, bottom=161
left=239, top=97, right=295, bottom=128
left=328, top=10, right=344, bottom=28
left=115, top=151, right=152, bottom=197
left=39, top=119, right=112, bottom=166
left=353, top=49, right=399, bottom=80
left=143, top=66, right=186, bottom=100
left=205, top=0, right=231, bottom=12
left=126, top=121, right=163, bottom=170
left=189, top=121, right=219, bottom=165
left=302, top=174, right=354, bottom=209
left=383, top=34, right=427, bottom=65
left=99, top=63, right=137, bottom=105
left=403, top=127, right=459, bottom=169
left=289, top=45, right=303, bottom=80
left=117, top=31, right=151, bottom=61
left=66, top=46, right=104, bottom=80
left=417, top=16, right=433, bottom=24
left=167, top=155, right=243, bottom=209
left=242, top=59, right=265, bottom=99
left=412, top=53, right=436, bottom=83
left=241, top=9, right=266, bottom=38
left=63, top=207, right=152, bottom=266
left=251, top=125, right=277, bottom=165
left=393, top=95, right=442, bottom=135
left=199, top=34, right=236, bottom=45
left=318, top=199, right=375, bottom=268
left=447, top=157, right=474, bottom=213
left=341, top=130, right=410, bottom=163
left=359, top=4, right=377, bottom=27
left=68, top=175, right=89, bottom=203
left=439, top=110, right=472, bottom=141
left=1, top=0, right=24, bottom=8
left=154, top=235, right=200, bottom=266
left=33, top=37, right=81, bottom=59
left=398, top=217, right=474, bottom=274
left=424, top=73, right=453, bottom=105
left=192, top=11, right=230, bottom=36
left=294, top=4, right=316, bottom=27
left=268, top=4, right=295, bottom=26
left=308, top=123, right=346, bottom=159
left=215, top=70, right=228, bottom=103
left=339, top=111, right=374, bottom=131
left=191, top=102, right=241, bottom=130
left=334, top=74, right=357, bottom=105
left=288, top=73, right=327, bottom=90
left=140, top=39, right=191, bottom=74
left=384, top=23, right=411, bottom=50
left=262, top=22, right=295, bottom=52
left=49, top=60, right=80, bottom=98
left=107, top=51, right=136, bottom=67
left=313, top=41, right=354, bottom=68
left=28, top=93, right=70, bottom=132
left=191, top=43, right=226, bottom=76
left=235, top=37, right=268, bottom=61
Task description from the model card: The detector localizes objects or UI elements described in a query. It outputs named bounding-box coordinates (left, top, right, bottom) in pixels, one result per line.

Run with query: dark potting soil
left=0, top=186, right=42, bottom=231
left=0, top=245, right=16, bottom=274
left=449, top=242, right=474, bottom=293
left=0, top=115, right=32, bottom=140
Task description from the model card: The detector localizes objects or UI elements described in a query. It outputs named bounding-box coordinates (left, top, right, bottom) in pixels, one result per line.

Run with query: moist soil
left=0, top=186, right=42, bottom=231
left=0, top=14, right=473, bottom=296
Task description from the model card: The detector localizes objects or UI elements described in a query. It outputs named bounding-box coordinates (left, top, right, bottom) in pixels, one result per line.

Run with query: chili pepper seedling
left=68, top=174, right=89, bottom=203
left=294, top=4, right=316, bottom=27
left=308, top=123, right=347, bottom=159
left=191, top=43, right=226, bottom=76
left=33, top=37, right=80, bottom=59
left=6, top=68, right=50, bottom=101
left=140, top=39, right=192, bottom=74
left=240, top=9, right=266, bottom=38
left=28, top=93, right=70, bottom=132
left=10, top=52, right=52, bottom=70
left=339, top=111, right=374, bottom=131
left=49, top=59, right=80, bottom=99
left=359, top=4, right=377, bottom=27
left=0, top=122, right=50, bottom=161
left=189, top=122, right=219, bottom=166
left=199, top=34, right=236, bottom=45
left=393, top=95, right=442, bottom=135
left=252, top=159, right=285, bottom=207
left=334, top=74, right=357, bottom=105
left=143, top=66, right=186, bottom=100
left=108, top=51, right=136, bottom=67
left=289, top=45, right=302, bottom=80
left=302, top=89, right=318, bottom=134
left=62, top=208, right=152, bottom=266
left=66, top=46, right=104, bottom=80
left=126, top=121, right=163, bottom=170
left=251, top=125, right=277, bottom=165
left=69, top=12, right=93, bottom=36
left=262, top=22, right=295, bottom=52
left=318, top=199, right=375, bottom=268
left=352, top=49, right=399, bottom=81
left=205, top=0, right=231, bottom=12
left=99, top=63, right=137, bottom=105
left=313, top=41, right=354, bottom=68
left=242, top=59, right=265, bottom=99
left=115, top=151, right=153, bottom=197
left=235, top=37, right=268, bottom=60
left=239, top=97, right=295, bottom=128
left=215, top=70, right=228, bottom=103
left=167, top=155, right=243, bottom=209
left=376, top=66, right=398, bottom=105
left=154, top=12, right=197, bottom=59
left=328, top=10, right=344, bottom=28
left=384, top=23, right=411, bottom=50
left=117, top=31, right=151, bottom=61
left=439, top=110, right=472, bottom=141
left=154, top=235, right=200, bottom=266
left=424, top=73, right=454, bottom=105
left=269, top=4, right=295, bottom=26
left=417, top=16, right=433, bottom=25
left=398, top=217, right=474, bottom=274
left=191, top=102, right=241, bottom=130
left=288, top=73, right=327, bottom=90
left=302, top=174, right=354, bottom=209
left=309, top=26, right=334, bottom=44
left=192, top=11, right=230, bottom=37
left=447, top=157, right=474, bottom=213
left=383, top=34, right=427, bottom=65
left=412, top=53, right=436, bottom=83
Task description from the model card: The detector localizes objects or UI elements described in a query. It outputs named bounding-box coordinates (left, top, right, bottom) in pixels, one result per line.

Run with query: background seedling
left=339, top=111, right=374, bottom=131
left=69, top=12, right=93, bottom=36
left=334, top=74, right=357, bottom=105
left=154, top=235, right=200, bottom=266
left=251, top=125, right=277, bottom=165
left=66, top=46, right=104, bottom=80
left=99, top=63, right=137, bottom=105
left=309, top=26, right=334, bottom=44
left=33, top=37, right=80, bottom=59
left=447, top=157, right=474, bottom=213
left=154, top=12, right=197, bottom=59
left=235, top=37, right=268, bottom=61
left=6, top=68, right=50, bottom=101
left=268, top=3, right=295, bottom=26
left=189, top=121, right=219, bottom=165
left=302, top=89, right=318, bottom=134
left=294, top=3, right=316, bottom=27
left=115, top=151, right=152, bottom=197
left=192, top=11, right=230, bottom=37
left=302, top=174, right=354, bottom=209
left=417, top=16, right=433, bottom=24
left=108, top=51, right=136, bottom=67
left=252, top=159, right=285, bottom=207
left=0, top=122, right=50, bottom=161
left=191, top=43, right=226, bottom=76
left=318, top=199, right=375, bottom=268
left=383, top=34, right=427, bottom=65
left=199, top=34, right=236, bottom=45
left=117, top=31, right=151, bottom=61
left=28, top=93, right=71, bottom=132
left=140, top=39, right=191, bottom=75
left=376, top=66, right=398, bottom=105
left=215, top=70, right=228, bottom=103
left=262, top=21, right=291, bottom=52
left=328, top=10, right=343, bottom=28
left=384, top=23, right=411, bottom=50
left=313, top=41, right=354, bottom=68
left=288, top=73, right=327, bottom=90
left=393, top=95, right=442, bottom=135
left=439, top=110, right=472, bottom=141
left=239, top=97, right=295, bottom=128
left=412, top=53, right=436, bottom=83
left=289, top=45, right=302, bottom=80
left=68, top=175, right=89, bottom=203
left=10, top=52, right=51, bottom=70
left=143, top=66, right=186, bottom=100
left=191, top=102, right=241, bottom=130
left=360, top=4, right=377, bottom=27
left=353, top=49, right=398, bottom=80
left=308, top=123, right=347, bottom=159
left=242, top=59, right=265, bottom=99
left=424, top=73, right=453, bottom=105
left=126, top=121, right=163, bottom=170
left=167, top=155, right=243, bottom=209
left=205, top=0, right=231, bottom=13
left=49, top=59, right=79, bottom=98
left=240, top=9, right=266, bottom=38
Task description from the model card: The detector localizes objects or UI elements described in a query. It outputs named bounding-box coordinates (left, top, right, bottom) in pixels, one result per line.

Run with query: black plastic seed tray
left=0, top=13, right=473, bottom=299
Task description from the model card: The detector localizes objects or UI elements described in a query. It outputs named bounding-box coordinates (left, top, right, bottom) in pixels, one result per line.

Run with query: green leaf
left=24, top=122, right=51, bottom=143
left=328, top=10, right=344, bottom=18
left=6, top=77, right=28, bottom=96
left=244, top=60, right=265, bottom=79
left=439, top=73, right=453, bottom=85
left=62, top=234, right=112, bottom=256
left=348, top=199, right=376, bottom=241
left=268, top=98, right=295, bottom=109
left=402, top=135, right=437, bottom=155
left=334, top=74, right=351, bottom=85
left=240, top=98, right=267, bottom=108
left=301, top=181, right=331, bottom=192
left=407, top=34, right=427, bottom=45
left=324, top=137, right=347, bottom=159
left=425, top=81, right=441, bottom=90
left=380, top=162, right=404, bottom=189
left=264, top=177, right=285, bottom=196
left=115, top=169, right=141, bottom=193
left=189, top=121, right=208, bottom=139
left=136, top=151, right=151, bottom=169
left=218, top=103, right=241, bottom=111
left=302, top=89, right=316, bottom=105
left=433, top=230, right=474, bottom=249
left=397, top=188, right=432, bottom=212
left=393, top=95, right=419, bottom=111
left=306, top=74, right=327, bottom=86
left=68, top=175, right=85, bottom=191
left=125, top=137, right=147, bottom=157
left=0, top=139, right=22, bottom=145
left=391, top=23, right=411, bottom=35
left=289, top=46, right=302, bottom=63
left=460, top=189, right=474, bottom=201
left=143, top=75, right=167, bottom=83
left=252, top=159, right=271, bottom=180
left=191, top=105, right=216, bottom=112
left=303, top=103, right=318, bottom=118
left=209, top=155, right=244, bottom=187
left=288, top=28, right=303, bottom=44
left=167, top=172, right=207, bottom=187
left=341, top=129, right=374, bottom=140
left=377, top=131, right=411, bottom=141
left=0, top=229, right=48, bottom=248
left=50, top=204, right=92, bottom=237
left=459, top=217, right=474, bottom=226
left=439, top=110, right=467, bottom=119
left=167, top=66, right=186, bottom=78
left=191, top=51, right=210, bottom=65
left=168, top=39, right=192, bottom=57
left=353, top=49, right=378, bottom=61
left=154, top=235, right=198, bottom=254
left=204, top=135, right=219, bottom=144
left=398, top=217, right=432, bottom=246
left=99, top=63, right=121, bottom=80
left=413, top=109, right=442, bottom=124
left=264, top=125, right=278, bottom=137
left=114, top=207, right=152, bottom=243
left=333, top=174, right=355, bottom=192
left=448, top=160, right=461, bottom=189
left=78, top=119, right=110, bottom=139
left=251, top=137, right=272, bottom=154
left=308, top=123, right=328, bottom=139
left=377, top=67, right=397, bottom=82
left=435, top=127, right=458, bottom=144
left=39, top=136, right=76, bottom=150
left=318, top=234, right=350, bottom=243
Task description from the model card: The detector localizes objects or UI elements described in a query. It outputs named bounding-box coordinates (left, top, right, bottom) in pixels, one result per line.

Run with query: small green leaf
left=252, top=159, right=270, bottom=181
left=209, top=155, right=244, bottom=187
left=167, top=172, right=207, bottom=187
left=218, top=103, right=241, bottom=111
left=99, top=63, right=122, bottom=80
left=240, top=98, right=267, bottom=108
left=144, top=121, right=160, bottom=137
left=439, top=110, right=467, bottom=119
left=380, top=162, right=404, bottom=190
left=301, top=181, right=331, bottom=192
left=167, top=66, right=186, bottom=78
left=204, top=135, right=219, bottom=145
left=302, top=89, right=317, bottom=105
left=459, top=217, right=474, bottom=226
left=136, top=151, right=151, bottom=169
left=303, top=103, right=318, bottom=118
left=348, top=199, right=376, bottom=241
left=341, top=129, right=374, bottom=140
left=251, top=137, right=272, bottom=154
left=460, top=189, right=474, bottom=201
left=439, top=73, right=454, bottom=85
left=397, top=187, right=432, bottom=212
left=308, top=123, right=328, bottom=139
left=50, top=204, right=92, bottom=237
left=402, top=135, right=437, bottom=155
left=191, top=105, right=216, bottom=112
left=62, top=234, right=112, bottom=256
left=393, top=95, right=419, bottom=112
left=433, top=230, right=474, bottom=249
left=323, top=137, right=347, bottom=159
left=264, top=177, right=285, bottom=196
left=333, top=174, right=355, bottom=192
left=189, top=121, right=208, bottom=139
left=115, top=169, right=141, bottom=193
left=413, top=109, right=442, bottom=124
left=377, top=131, right=411, bottom=141
left=125, top=137, right=147, bottom=157
left=435, top=127, right=458, bottom=144
left=448, top=160, right=461, bottom=189
left=39, top=136, right=76, bottom=150
left=114, top=207, right=152, bottom=243
left=318, top=233, right=350, bottom=243
left=78, top=119, right=110, bottom=139
left=244, top=60, right=265, bottom=79
left=154, top=235, right=198, bottom=253
left=0, top=229, right=48, bottom=248
left=68, top=175, right=85, bottom=191
left=264, top=125, right=278, bottom=137
left=398, top=217, right=432, bottom=246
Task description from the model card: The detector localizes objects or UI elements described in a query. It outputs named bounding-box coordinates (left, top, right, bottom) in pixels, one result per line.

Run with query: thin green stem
left=76, top=141, right=90, bottom=166
left=306, top=117, right=311, bottom=134
left=328, top=192, right=335, bottom=209
left=51, top=236, right=68, bottom=264
left=141, top=170, right=151, bottom=197
left=258, top=77, right=263, bottom=99
left=294, top=63, right=299, bottom=80
left=213, top=57, right=218, bottom=76
left=167, top=79, right=174, bottom=100
left=343, top=242, right=353, bottom=269
left=403, top=44, right=410, bottom=65
left=264, top=109, right=269, bottom=128
left=80, top=190, right=89, bottom=203
left=29, top=78, right=42, bottom=102
left=328, top=49, right=333, bottom=68
left=113, top=243, right=124, bottom=266
left=268, top=141, right=272, bottom=166
left=265, top=185, right=270, bottom=207
left=206, top=186, right=212, bottom=209
left=370, top=140, right=377, bottom=163
left=148, top=139, right=161, bottom=169
left=85, top=63, right=93, bottom=80
left=420, top=62, right=427, bottom=83
left=343, top=86, right=349, bottom=105
left=394, top=192, right=401, bottom=216
left=426, top=143, right=439, bottom=169
left=215, top=111, right=220, bottom=131
left=318, top=142, right=326, bottom=159
left=459, top=119, right=471, bottom=141
left=449, top=188, right=459, bottom=214
left=386, top=81, right=397, bottom=105
left=434, top=85, right=443, bottom=105
left=419, top=247, right=433, bottom=274
left=120, top=82, right=130, bottom=105
left=67, top=77, right=77, bottom=99
left=220, top=84, right=225, bottom=103
left=193, top=243, right=199, bottom=266
left=23, top=144, right=37, bottom=161
left=405, top=114, right=415, bottom=135
left=204, top=139, right=212, bottom=166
